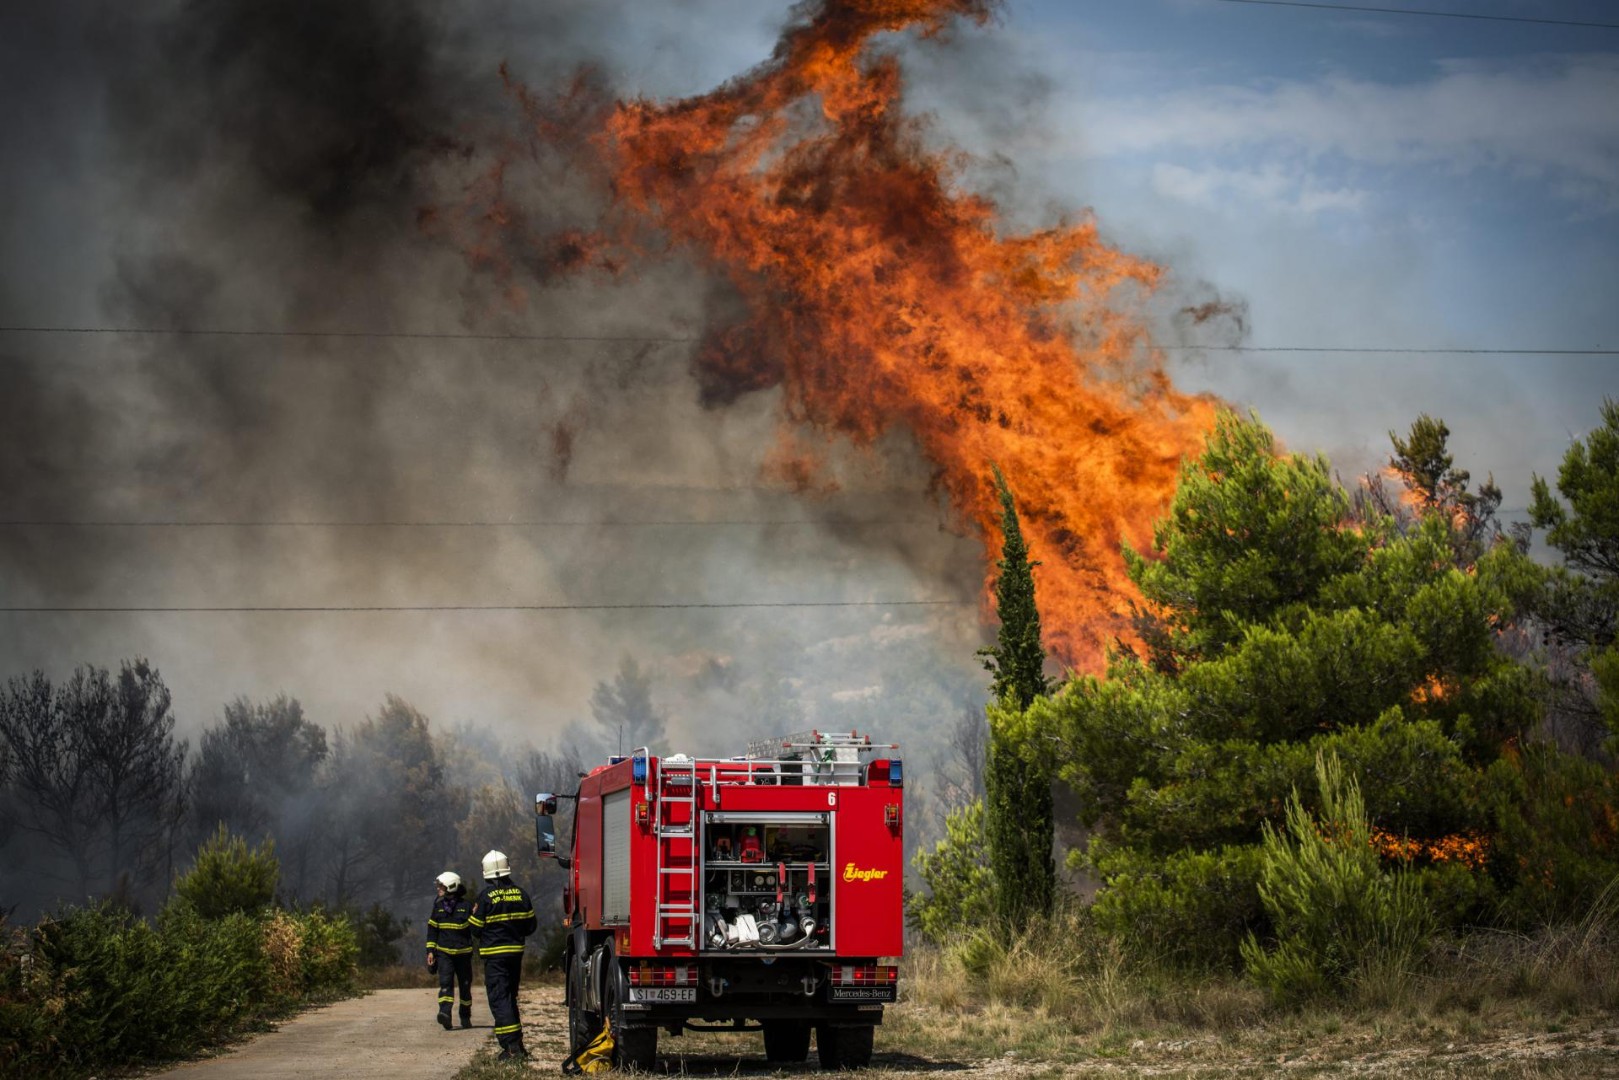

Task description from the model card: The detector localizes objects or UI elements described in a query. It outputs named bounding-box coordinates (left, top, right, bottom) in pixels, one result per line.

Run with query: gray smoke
left=0, top=0, right=989, bottom=833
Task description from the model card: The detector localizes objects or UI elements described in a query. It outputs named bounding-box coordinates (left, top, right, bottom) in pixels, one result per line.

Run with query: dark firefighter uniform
left=427, top=893, right=475, bottom=1029
left=470, top=880, right=537, bottom=1054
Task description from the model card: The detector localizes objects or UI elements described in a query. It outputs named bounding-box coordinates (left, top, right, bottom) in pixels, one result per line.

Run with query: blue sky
left=909, top=0, right=1619, bottom=503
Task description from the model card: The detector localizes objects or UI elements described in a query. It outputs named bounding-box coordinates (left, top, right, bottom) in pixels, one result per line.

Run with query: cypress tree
left=979, top=466, right=1055, bottom=927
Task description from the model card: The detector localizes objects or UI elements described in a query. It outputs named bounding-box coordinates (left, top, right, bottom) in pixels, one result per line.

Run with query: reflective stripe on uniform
left=438, top=995, right=455, bottom=1003
left=482, top=910, right=535, bottom=923
left=434, top=920, right=471, bottom=929
left=435, top=945, right=474, bottom=955
left=493, top=1023, right=522, bottom=1035
left=480, top=944, right=525, bottom=955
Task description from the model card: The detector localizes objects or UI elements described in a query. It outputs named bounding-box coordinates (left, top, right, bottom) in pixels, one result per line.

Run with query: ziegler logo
left=843, top=863, right=889, bottom=882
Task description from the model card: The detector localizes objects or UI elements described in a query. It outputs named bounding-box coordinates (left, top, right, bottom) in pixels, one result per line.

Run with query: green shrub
left=1089, top=843, right=1265, bottom=968
left=298, top=907, right=360, bottom=993
left=1241, top=752, right=1433, bottom=1004
left=1487, top=744, right=1619, bottom=926
left=3, top=898, right=359, bottom=1078
left=909, top=799, right=996, bottom=943
left=0, top=911, right=68, bottom=1075
left=174, top=825, right=280, bottom=918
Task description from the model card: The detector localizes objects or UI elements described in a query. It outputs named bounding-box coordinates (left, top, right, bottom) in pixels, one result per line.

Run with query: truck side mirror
left=536, top=793, right=559, bottom=857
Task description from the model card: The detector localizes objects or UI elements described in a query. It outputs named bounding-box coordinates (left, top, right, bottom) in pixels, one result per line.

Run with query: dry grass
left=885, top=902, right=1619, bottom=1076
left=443, top=977, right=1619, bottom=1080
left=447, top=903, right=1619, bottom=1077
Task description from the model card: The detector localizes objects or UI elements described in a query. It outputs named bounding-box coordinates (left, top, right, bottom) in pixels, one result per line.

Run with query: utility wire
left=1170, top=346, right=1615, bottom=355
left=0, top=600, right=971, bottom=613
left=0, top=519, right=938, bottom=528
left=1208, top=0, right=1619, bottom=30
left=0, top=325, right=693, bottom=345
left=0, top=325, right=1609, bottom=356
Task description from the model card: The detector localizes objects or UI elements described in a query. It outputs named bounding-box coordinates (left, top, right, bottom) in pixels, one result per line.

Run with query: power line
left=0, top=519, right=938, bottom=529
left=1165, top=346, right=1606, bottom=354
left=0, top=600, right=971, bottom=613
left=1167, top=346, right=1616, bottom=355
left=0, top=325, right=693, bottom=345
left=1208, top=0, right=1619, bottom=30
left=0, top=325, right=1610, bottom=356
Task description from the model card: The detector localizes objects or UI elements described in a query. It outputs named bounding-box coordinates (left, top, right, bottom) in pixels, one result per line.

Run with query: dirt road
left=154, top=989, right=490, bottom=1079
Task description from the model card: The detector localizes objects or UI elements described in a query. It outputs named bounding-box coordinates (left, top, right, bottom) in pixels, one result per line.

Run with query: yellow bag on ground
left=563, top=1019, right=615, bottom=1074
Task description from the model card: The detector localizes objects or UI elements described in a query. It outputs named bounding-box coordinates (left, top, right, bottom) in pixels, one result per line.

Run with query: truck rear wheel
left=606, top=949, right=658, bottom=1071
left=762, top=1019, right=811, bottom=1063
left=615, top=1025, right=658, bottom=1072
left=816, top=1024, right=874, bottom=1070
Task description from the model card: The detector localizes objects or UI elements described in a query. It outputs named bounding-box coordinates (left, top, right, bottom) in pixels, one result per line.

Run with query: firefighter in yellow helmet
left=469, top=850, right=536, bottom=1060
left=426, top=871, right=474, bottom=1030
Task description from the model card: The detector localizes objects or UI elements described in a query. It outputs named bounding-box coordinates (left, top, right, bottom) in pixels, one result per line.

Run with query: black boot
left=511, top=1037, right=531, bottom=1059
left=460, top=1008, right=473, bottom=1029
left=438, top=1012, right=452, bottom=1031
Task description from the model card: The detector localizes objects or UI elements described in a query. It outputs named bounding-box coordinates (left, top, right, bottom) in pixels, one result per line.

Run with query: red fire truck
left=535, top=732, right=905, bottom=1070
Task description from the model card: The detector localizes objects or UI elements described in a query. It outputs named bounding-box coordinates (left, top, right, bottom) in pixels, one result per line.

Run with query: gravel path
left=152, top=989, right=489, bottom=1079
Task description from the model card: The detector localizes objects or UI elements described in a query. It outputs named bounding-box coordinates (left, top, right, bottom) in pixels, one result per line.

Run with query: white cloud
left=1083, top=55, right=1619, bottom=209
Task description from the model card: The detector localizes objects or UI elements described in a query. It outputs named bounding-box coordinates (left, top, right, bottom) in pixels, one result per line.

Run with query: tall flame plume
left=453, top=0, right=1221, bottom=670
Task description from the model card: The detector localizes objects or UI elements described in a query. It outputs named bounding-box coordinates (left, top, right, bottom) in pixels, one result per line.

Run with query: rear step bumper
left=618, top=1001, right=885, bottom=1024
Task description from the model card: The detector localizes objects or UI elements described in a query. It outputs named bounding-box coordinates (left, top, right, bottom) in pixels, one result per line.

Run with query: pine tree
left=979, top=466, right=1055, bottom=928
left=1048, top=409, right=1602, bottom=965
left=1529, top=397, right=1619, bottom=750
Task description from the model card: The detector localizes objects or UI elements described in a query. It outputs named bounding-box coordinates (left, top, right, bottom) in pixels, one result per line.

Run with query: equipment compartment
left=701, top=817, right=831, bottom=951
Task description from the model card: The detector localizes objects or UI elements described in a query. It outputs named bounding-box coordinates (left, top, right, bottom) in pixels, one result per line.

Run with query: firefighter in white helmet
left=469, top=850, right=536, bottom=1060
left=426, top=870, right=474, bottom=1030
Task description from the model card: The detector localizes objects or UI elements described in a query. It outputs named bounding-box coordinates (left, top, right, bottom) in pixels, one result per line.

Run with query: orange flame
left=1410, top=675, right=1451, bottom=704
left=1370, top=827, right=1490, bottom=870
left=453, top=1, right=1221, bottom=669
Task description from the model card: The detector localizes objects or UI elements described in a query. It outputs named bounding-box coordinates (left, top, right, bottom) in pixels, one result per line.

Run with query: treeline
left=0, top=684, right=575, bottom=927
left=0, top=670, right=659, bottom=933
left=915, top=403, right=1619, bottom=1005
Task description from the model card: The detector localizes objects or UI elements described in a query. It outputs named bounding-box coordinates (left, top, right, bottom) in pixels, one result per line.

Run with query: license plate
left=628, top=987, right=696, bottom=1003
left=829, top=986, right=896, bottom=1002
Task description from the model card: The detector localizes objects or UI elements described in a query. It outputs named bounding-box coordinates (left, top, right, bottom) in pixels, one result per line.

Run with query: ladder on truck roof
left=652, top=753, right=699, bottom=949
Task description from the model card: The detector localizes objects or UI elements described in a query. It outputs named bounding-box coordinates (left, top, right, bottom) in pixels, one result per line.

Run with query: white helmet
left=436, top=871, right=462, bottom=893
left=481, top=850, right=511, bottom=880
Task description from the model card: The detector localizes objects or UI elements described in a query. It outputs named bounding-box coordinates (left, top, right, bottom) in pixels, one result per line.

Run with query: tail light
left=829, top=964, right=897, bottom=987
left=628, top=963, right=695, bottom=987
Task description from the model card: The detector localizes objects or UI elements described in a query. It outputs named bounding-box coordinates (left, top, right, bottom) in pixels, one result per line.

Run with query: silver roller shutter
left=602, top=788, right=631, bottom=925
